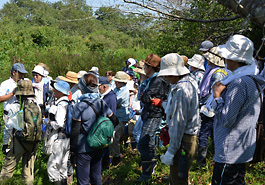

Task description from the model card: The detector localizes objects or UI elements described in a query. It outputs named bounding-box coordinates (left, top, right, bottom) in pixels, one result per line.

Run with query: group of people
left=0, top=34, right=264, bottom=185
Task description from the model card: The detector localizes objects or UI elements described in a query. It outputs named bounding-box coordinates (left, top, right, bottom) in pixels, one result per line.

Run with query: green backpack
left=83, top=100, right=114, bottom=148
left=16, top=101, right=43, bottom=142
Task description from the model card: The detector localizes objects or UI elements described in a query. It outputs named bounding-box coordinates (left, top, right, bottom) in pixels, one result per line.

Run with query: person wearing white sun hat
left=158, top=53, right=200, bottom=185
left=211, top=34, right=265, bottom=185
left=188, top=54, right=205, bottom=86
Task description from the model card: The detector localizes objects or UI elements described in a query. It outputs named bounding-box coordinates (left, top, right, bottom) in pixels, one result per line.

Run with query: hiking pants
left=0, top=137, right=38, bottom=185
left=110, top=121, right=127, bottom=158
left=47, top=138, right=70, bottom=182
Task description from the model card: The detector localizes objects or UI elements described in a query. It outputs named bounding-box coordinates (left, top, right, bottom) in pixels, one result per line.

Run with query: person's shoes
left=134, top=175, right=151, bottom=183
left=111, top=156, right=121, bottom=166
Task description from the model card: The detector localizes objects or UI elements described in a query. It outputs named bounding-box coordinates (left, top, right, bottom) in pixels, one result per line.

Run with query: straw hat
left=133, top=60, right=146, bottom=75
left=187, top=54, right=205, bottom=71
left=158, top=53, right=190, bottom=77
left=143, top=54, right=161, bottom=68
left=58, top=71, right=78, bottom=84
left=203, top=47, right=225, bottom=67
left=15, top=80, right=35, bottom=96
left=217, top=34, right=255, bottom=65
left=112, top=71, right=130, bottom=83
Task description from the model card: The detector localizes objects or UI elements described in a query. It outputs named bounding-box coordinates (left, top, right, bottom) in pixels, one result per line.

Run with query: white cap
left=32, top=65, right=45, bottom=76
left=158, top=53, right=190, bottom=77
left=127, top=58, right=136, bottom=67
left=188, top=54, right=205, bottom=71
left=217, top=34, right=255, bottom=65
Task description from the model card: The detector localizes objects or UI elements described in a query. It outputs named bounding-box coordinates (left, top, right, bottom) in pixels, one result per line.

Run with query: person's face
left=32, top=72, right=42, bottom=83
left=106, top=74, right=113, bottom=82
left=98, top=84, right=105, bottom=94
left=225, top=59, right=238, bottom=72
left=115, top=81, right=125, bottom=89
left=144, top=63, right=152, bottom=77
left=53, top=89, right=64, bottom=99
left=12, top=71, right=25, bottom=82
left=165, top=76, right=180, bottom=84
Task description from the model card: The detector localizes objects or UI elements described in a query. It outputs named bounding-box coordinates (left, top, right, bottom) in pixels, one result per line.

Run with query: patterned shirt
left=166, top=74, right=200, bottom=155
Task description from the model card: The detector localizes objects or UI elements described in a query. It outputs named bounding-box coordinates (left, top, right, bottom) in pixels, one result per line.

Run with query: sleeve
left=72, top=103, right=82, bottom=121
left=50, top=102, right=67, bottom=130
left=0, top=81, right=7, bottom=96
left=167, top=90, right=189, bottom=155
left=3, top=105, right=19, bottom=145
left=214, top=80, right=247, bottom=128
left=141, top=77, right=162, bottom=103
left=102, top=100, right=113, bottom=117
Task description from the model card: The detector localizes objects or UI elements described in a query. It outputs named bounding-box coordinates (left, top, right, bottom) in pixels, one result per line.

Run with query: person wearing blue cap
left=44, top=80, right=71, bottom=184
left=0, top=63, right=28, bottom=125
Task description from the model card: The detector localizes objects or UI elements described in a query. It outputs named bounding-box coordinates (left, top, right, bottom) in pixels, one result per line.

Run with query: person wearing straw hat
left=45, top=80, right=71, bottom=184
left=211, top=34, right=265, bottom=185
left=0, top=80, right=41, bottom=185
left=69, top=72, right=119, bottom=185
left=188, top=54, right=205, bottom=86
left=58, top=71, right=82, bottom=103
left=196, top=47, right=227, bottom=168
left=135, top=54, right=170, bottom=183
left=109, top=71, right=130, bottom=165
left=0, top=63, right=28, bottom=125
left=157, top=53, right=200, bottom=185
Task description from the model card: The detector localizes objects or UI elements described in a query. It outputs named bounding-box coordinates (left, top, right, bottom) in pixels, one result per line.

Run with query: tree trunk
left=218, top=0, right=265, bottom=27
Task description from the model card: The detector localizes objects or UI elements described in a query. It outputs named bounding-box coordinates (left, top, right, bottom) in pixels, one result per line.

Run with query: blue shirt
left=73, top=97, right=113, bottom=153
left=102, top=90, right=117, bottom=115
left=114, top=85, right=130, bottom=122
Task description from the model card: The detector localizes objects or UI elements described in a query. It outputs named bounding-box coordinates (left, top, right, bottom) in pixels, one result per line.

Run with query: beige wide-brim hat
left=133, top=60, right=146, bottom=75
left=187, top=54, right=205, bottom=71
left=112, top=71, right=130, bottom=83
left=203, top=47, right=225, bottom=67
left=158, top=53, right=190, bottom=77
left=15, top=80, right=35, bottom=96
left=58, top=71, right=78, bottom=84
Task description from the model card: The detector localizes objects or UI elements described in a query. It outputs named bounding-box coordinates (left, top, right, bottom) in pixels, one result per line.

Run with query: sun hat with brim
left=77, top=70, right=87, bottom=79
left=12, top=63, right=28, bottom=74
left=32, top=65, right=45, bottom=76
left=89, top=67, right=99, bottom=75
left=78, top=72, right=99, bottom=93
left=15, top=80, right=35, bottom=96
left=217, top=34, right=255, bottom=65
left=58, top=71, right=78, bottom=84
left=53, top=80, right=70, bottom=95
left=133, top=60, right=146, bottom=75
left=113, top=71, right=130, bottom=83
left=188, top=54, right=205, bottom=71
left=158, top=53, right=190, bottom=77
left=143, top=54, right=161, bottom=68
left=199, top=40, right=214, bottom=51
left=203, top=47, right=225, bottom=67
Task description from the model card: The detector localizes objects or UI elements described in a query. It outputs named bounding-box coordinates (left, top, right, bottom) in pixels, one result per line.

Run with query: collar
left=100, top=88, right=111, bottom=97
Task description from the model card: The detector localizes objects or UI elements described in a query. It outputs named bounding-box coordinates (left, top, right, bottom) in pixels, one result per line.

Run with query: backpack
left=83, top=100, right=114, bottom=148
left=15, top=101, right=42, bottom=142
left=60, top=99, right=75, bottom=137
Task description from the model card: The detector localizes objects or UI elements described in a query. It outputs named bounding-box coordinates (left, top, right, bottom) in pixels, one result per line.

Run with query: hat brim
left=158, top=67, right=190, bottom=77
left=17, top=69, right=28, bottom=74
left=199, top=48, right=208, bottom=51
left=133, top=68, right=146, bottom=75
left=54, top=83, right=70, bottom=95
left=112, top=77, right=129, bottom=83
left=15, top=89, right=35, bottom=96
left=187, top=60, right=205, bottom=71
left=58, top=76, right=78, bottom=84
left=217, top=44, right=254, bottom=65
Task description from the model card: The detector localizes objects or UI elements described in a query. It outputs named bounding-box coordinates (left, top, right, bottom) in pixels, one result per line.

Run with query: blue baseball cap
left=98, top=76, right=109, bottom=85
left=12, top=63, right=28, bottom=74
left=54, top=80, right=70, bottom=95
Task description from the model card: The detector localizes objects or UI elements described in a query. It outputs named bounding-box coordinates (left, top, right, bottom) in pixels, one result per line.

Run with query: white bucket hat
left=89, top=66, right=99, bottom=75
left=32, top=65, right=45, bottom=76
left=217, top=34, right=255, bottom=65
left=158, top=53, right=190, bottom=77
left=113, top=71, right=130, bottom=83
left=188, top=54, right=205, bottom=71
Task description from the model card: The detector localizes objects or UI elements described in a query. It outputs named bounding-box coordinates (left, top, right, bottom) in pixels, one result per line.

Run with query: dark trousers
left=212, top=162, right=246, bottom=185
left=198, top=114, right=214, bottom=147
left=138, top=117, right=162, bottom=161
left=76, top=150, right=104, bottom=185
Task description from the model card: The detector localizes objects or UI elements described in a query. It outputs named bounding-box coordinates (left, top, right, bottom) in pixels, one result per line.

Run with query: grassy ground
left=0, top=103, right=264, bottom=184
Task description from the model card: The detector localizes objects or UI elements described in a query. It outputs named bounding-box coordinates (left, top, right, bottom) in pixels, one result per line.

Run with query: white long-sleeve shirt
left=50, top=96, right=68, bottom=130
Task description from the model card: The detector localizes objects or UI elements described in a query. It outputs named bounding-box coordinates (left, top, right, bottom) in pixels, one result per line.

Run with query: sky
left=0, top=0, right=121, bottom=9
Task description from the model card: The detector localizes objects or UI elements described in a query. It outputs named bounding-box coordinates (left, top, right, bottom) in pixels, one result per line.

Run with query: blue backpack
left=61, top=99, right=75, bottom=137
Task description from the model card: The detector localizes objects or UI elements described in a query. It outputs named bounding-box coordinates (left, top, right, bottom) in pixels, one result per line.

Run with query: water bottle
left=178, top=150, right=189, bottom=179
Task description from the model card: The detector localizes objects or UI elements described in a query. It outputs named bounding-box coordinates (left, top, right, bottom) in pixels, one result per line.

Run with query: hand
left=212, top=81, right=226, bottom=98
left=151, top=98, right=163, bottom=107
left=160, top=151, right=174, bottom=166
left=2, top=145, right=8, bottom=155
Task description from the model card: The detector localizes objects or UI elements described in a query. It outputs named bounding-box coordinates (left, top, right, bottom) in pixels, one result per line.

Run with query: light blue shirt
left=114, top=85, right=130, bottom=122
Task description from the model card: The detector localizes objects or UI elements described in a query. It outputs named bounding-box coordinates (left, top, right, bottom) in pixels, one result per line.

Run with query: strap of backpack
left=248, top=75, right=263, bottom=122
left=82, top=100, right=100, bottom=118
